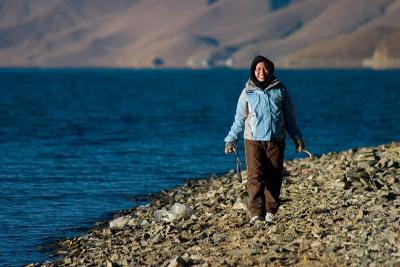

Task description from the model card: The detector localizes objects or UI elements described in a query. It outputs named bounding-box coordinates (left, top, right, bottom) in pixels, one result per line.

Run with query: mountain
left=0, top=0, right=399, bottom=68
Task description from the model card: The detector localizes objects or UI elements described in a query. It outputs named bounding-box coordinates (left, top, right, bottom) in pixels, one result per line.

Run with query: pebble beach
left=29, top=142, right=400, bottom=266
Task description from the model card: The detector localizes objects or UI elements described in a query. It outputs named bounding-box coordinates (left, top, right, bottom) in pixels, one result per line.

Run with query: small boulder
left=109, top=216, right=130, bottom=230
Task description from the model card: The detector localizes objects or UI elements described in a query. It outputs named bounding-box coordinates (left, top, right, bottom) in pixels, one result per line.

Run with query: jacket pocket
left=270, top=94, right=283, bottom=108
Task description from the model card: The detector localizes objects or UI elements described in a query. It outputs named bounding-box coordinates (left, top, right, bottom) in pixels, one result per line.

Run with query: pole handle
left=300, top=149, right=314, bottom=159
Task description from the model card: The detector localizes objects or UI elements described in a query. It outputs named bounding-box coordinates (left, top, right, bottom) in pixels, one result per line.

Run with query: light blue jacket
left=225, top=77, right=302, bottom=143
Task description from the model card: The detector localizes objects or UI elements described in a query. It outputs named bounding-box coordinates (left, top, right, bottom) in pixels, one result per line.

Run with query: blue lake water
left=0, top=69, right=399, bottom=266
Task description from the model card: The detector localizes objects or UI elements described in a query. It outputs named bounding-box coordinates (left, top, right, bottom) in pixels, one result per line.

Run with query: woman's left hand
left=295, top=138, right=305, bottom=152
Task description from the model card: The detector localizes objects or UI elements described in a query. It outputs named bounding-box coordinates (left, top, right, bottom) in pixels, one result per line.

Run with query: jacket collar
left=245, top=76, right=280, bottom=91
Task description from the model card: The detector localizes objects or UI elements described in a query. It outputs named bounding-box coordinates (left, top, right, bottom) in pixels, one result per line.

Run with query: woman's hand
left=295, top=138, right=305, bottom=152
left=225, top=142, right=237, bottom=154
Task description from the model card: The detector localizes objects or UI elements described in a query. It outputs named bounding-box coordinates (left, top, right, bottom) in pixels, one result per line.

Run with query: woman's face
left=255, top=62, right=268, bottom=82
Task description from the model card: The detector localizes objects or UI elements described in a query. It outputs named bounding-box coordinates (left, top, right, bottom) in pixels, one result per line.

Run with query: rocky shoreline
left=29, top=143, right=400, bottom=266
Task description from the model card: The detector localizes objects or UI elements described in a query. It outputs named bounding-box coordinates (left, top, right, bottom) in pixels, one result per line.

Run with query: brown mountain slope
left=278, top=26, right=400, bottom=68
left=0, top=0, right=138, bottom=65
left=279, top=0, right=400, bottom=68
left=236, top=0, right=393, bottom=62
left=0, top=0, right=64, bottom=29
left=0, top=0, right=134, bottom=47
left=0, top=0, right=399, bottom=68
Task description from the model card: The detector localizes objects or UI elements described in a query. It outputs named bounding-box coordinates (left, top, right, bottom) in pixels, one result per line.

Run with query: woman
left=224, top=55, right=305, bottom=224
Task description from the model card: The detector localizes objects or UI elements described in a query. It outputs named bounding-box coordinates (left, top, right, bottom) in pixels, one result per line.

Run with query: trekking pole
left=300, top=149, right=314, bottom=159
left=232, top=147, right=243, bottom=183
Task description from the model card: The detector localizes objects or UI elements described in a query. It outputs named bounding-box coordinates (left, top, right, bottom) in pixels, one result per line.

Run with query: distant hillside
left=0, top=0, right=399, bottom=68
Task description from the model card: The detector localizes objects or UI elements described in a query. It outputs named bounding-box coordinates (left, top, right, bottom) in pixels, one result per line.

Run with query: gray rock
left=110, top=253, right=119, bottom=261
left=102, top=228, right=112, bottom=236
left=212, top=233, right=225, bottom=243
left=109, top=216, right=130, bottom=230
left=167, top=256, right=187, bottom=267
left=30, top=142, right=400, bottom=267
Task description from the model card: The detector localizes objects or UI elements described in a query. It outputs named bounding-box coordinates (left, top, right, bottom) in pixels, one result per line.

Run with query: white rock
left=109, top=216, right=131, bottom=230
left=154, top=203, right=194, bottom=222
left=141, top=219, right=150, bottom=226
left=233, top=201, right=247, bottom=210
left=154, top=209, right=175, bottom=222
left=190, top=254, right=202, bottom=261
left=170, top=203, right=194, bottom=219
left=167, top=256, right=186, bottom=267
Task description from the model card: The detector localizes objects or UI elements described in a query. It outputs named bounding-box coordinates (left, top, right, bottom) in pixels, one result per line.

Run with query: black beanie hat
left=250, top=55, right=275, bottom=89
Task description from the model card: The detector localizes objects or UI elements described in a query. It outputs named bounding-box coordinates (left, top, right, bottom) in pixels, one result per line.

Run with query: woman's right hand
left=225, top=142, right=237, bottom=154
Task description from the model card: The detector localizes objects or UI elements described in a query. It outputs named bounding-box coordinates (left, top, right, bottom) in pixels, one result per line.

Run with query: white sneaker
left=250, top=215, right=264, bottom=224
left=265, top=212, right=275, bottom=222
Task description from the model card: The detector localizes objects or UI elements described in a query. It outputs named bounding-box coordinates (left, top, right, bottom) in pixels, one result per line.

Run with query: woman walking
left=224, top=55, right=305, bottom=224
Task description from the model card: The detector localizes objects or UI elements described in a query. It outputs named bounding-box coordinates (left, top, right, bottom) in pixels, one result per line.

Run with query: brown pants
left=244, top=139, right=285, bottom=217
